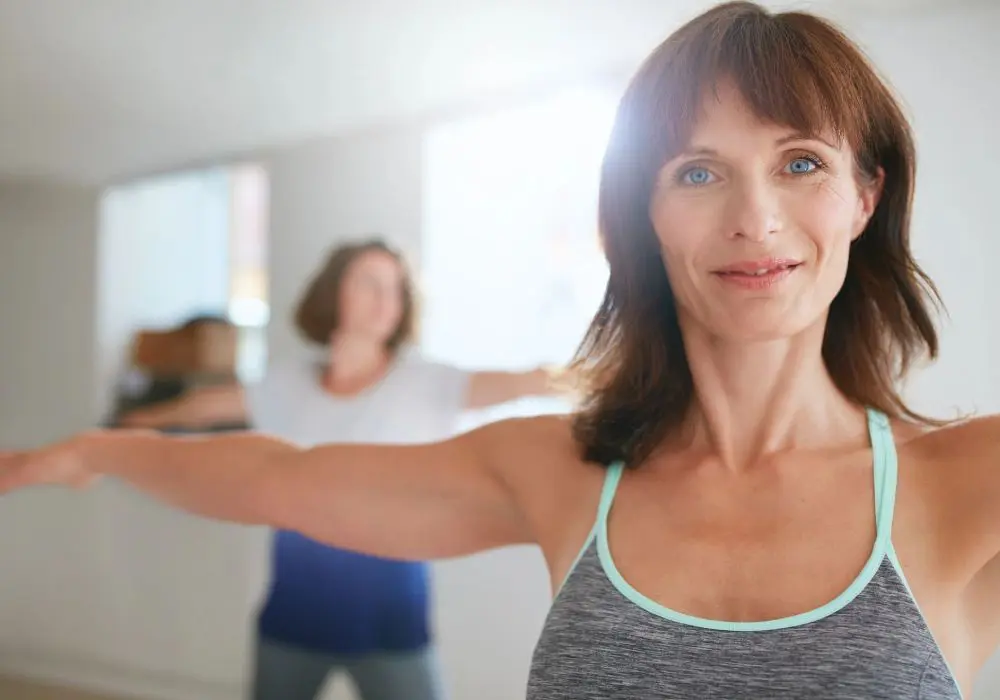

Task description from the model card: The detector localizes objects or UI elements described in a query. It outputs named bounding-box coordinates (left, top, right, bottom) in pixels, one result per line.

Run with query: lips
left=714, top=258, right=801, bottom=276
left=712, top=258, right=801, bottom=290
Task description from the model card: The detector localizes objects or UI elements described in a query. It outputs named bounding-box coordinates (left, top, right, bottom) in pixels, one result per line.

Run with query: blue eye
left=786, top=157, right=818, bottom=174
left=681, top=167, right=714, bottom=186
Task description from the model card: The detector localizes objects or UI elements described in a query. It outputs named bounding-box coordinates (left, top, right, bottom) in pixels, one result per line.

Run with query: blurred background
left=0, top=0, right=997, bottom=698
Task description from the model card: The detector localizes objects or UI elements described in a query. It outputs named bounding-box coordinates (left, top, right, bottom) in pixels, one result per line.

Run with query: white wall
left=0, top=3, right=997, bottom=700
left=0, top=181, right=100, bottom=446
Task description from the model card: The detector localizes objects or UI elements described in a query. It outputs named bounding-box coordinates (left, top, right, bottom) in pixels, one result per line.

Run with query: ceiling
left=0, top=0, right=959, bottom=185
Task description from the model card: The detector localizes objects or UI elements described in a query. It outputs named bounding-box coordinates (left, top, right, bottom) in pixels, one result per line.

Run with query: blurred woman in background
left=121, top=239, right=560, bottom=700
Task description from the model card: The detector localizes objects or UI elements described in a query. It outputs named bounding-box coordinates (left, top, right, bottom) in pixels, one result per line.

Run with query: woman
left=116, top=239, right=560, bottom=700
left=3, top=3, right=999, bottom=698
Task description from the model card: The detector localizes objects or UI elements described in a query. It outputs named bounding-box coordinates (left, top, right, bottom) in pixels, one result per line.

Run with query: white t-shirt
left=246, top=346, right=470, bottom=446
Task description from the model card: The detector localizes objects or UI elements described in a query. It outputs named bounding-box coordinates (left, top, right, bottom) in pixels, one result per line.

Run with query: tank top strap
left=597, top=460, right=627, bottom=524
left=866, top=407, right=898, bottom=551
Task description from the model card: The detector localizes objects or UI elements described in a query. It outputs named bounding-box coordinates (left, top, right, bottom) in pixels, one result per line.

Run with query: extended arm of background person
left=0, top=418, right=543, bottom=561
left=117, top=384, right=248, bottom=429
left=121, top=365, right=573, bottom=424
left=464, top=366, right=572, bottom=409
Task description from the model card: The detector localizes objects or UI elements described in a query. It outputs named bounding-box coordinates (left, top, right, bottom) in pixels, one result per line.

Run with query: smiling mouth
left=713, top=260, right=802, bottom=289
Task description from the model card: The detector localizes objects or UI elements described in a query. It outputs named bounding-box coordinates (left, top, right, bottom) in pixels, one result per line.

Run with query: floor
left=0, top=677, right=133, bottom=700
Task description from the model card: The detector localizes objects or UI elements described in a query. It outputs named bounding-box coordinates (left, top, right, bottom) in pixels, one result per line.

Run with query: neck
left=325, top=333, right=390, bottom=381
left=678, top=316, right=865, bottom=470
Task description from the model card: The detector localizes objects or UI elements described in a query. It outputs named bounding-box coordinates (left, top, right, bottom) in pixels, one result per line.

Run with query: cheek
left=380, top=296, right=403, bottom=323
left=369, top=287, right=403, bottom=323
left=781, top=186, right=859, bottom=319
left=786, top=184, right=857, bottom=266
left=339, top=286, right=371, bottom=323
left=338, top=288, right=355, bottom=317
left=650, top=196, right=722, bottom=286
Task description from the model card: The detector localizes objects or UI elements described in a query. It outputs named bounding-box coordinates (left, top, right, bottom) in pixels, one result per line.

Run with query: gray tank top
left=527, top=409, right=963, bottom=699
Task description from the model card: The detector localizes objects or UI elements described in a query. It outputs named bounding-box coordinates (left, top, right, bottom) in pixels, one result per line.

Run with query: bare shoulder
left=469, top=413, right=578, bottom=463
left=467, top=413, right=600, bottom=497
left=895, top=413, right=1000, bottom=568
left=898, top=412, right=1000, bottom=473
left=465, top=413, right=609, bottom=583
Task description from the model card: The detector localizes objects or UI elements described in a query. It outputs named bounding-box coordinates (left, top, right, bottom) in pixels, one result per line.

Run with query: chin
left=701, top=309, right=823, bottom=345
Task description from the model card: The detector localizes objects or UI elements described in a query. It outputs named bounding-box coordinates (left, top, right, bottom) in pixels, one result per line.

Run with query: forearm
left=119, top=385, right=246, bottom=428
left=465, top=368, right=560, bottom=409
left=118, top=400, right=196, bottom=428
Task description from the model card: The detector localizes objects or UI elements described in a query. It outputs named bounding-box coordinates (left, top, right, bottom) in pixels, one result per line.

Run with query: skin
left=3, top=86, right=1000, bottom=696
left=117, top=248, right=556, bottom=429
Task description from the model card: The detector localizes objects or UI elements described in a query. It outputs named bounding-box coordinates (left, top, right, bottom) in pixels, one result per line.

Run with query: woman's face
left=648, top=82, right=882, bottom=344
left=336, top=249, right=405, bottom=344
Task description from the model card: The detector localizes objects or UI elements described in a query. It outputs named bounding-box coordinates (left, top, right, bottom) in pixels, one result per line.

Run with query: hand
left=541, top=364, right=580, bottom=395
left=0, top=436, right=100, bottom=494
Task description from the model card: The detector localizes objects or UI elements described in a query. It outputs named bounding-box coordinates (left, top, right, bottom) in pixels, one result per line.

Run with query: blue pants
left=251, top=635, right=446, bottom=700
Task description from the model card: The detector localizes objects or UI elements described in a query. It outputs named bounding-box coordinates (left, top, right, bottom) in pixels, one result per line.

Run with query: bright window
left=421, top=88, right=617, bottom=427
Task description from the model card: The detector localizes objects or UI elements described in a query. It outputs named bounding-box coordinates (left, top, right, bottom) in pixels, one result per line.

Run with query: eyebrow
left=775, top=132, right=838, bottom=149
left=676, top=133, right=839, bottom=160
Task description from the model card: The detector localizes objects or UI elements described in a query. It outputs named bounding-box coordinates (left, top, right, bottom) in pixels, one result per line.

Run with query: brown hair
left=294, top=238, right=417, bottom=350
left=571, top=1, right=943, bottom=467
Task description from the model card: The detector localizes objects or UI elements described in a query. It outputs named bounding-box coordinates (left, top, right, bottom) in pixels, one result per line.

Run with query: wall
left=0, top=3, right=997, bottom=700
left=0, top=182, right=100, bottom=446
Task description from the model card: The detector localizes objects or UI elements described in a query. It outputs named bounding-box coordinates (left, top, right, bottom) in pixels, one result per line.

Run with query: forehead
left=348, top=250, right=401, bottom=276
left=682, top=82, right=839, bottom=154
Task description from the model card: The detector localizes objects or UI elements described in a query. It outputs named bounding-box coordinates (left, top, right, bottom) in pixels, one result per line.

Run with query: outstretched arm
left=0, top=422, right=536, bottom=561
left=118, top=384, right=248, bottom=429
left=464, top=367, right=569, bottom=409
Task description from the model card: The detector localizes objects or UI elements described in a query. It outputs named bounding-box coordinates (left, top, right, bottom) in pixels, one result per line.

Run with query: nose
left=727, top=178, right=781, bottom=242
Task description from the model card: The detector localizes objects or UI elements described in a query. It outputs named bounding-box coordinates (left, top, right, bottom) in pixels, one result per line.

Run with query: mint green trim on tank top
left=554, top=524, right=597, bottom=597
left=863, top=411, right=962, bottom=697
left=886, top=544, right=965, bottom=698
left=594, top=408, right=899, bottom=632
left=554, top=457, right=637, bottom=596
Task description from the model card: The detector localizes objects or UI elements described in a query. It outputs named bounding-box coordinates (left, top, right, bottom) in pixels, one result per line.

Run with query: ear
left=852, top=166, right=884, bottom=240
